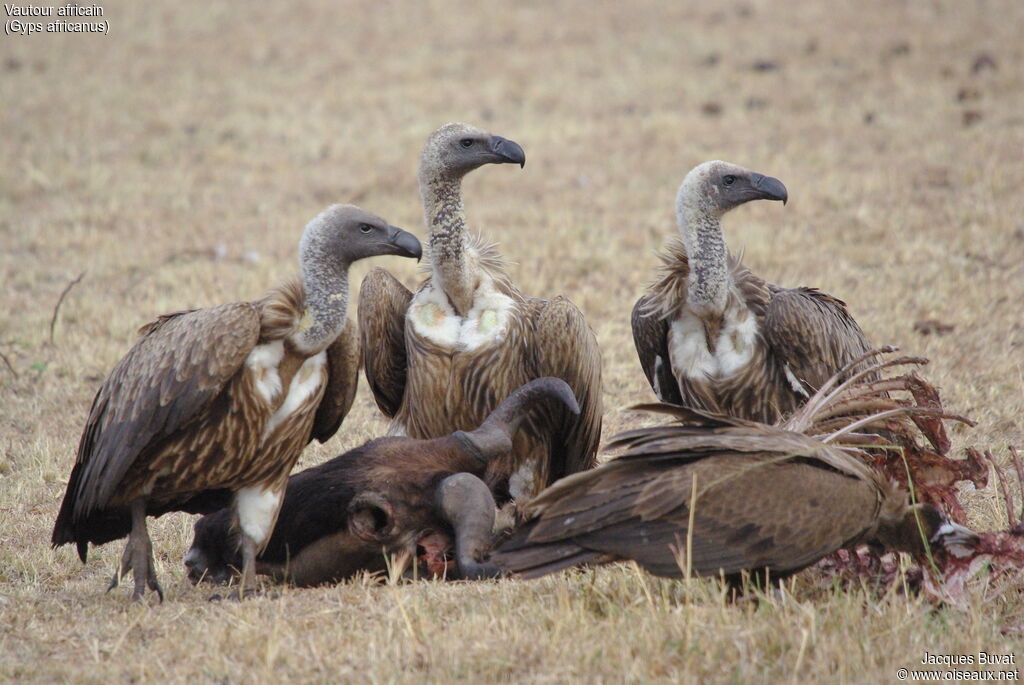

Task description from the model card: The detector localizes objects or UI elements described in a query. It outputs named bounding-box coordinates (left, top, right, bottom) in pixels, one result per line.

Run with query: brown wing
left=630, top=294, right=683, bottom=405
left=358, top=267, right=413, bottom=418
left=53, top=303, right=260, bottom=537
left=310, top=317, right=360, bottom=443
left=763, top=288, right=873, bottom=395
left=526, top=296, right=603, bottom=480
left=496, top=454, right=881, bottom=579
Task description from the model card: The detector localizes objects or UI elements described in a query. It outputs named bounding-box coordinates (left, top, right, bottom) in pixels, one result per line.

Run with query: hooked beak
left=488, top=135, right=526, bottom=168
left=750, top=173, right=788, bottom=205
left=387, top=226, right=423, bottom=261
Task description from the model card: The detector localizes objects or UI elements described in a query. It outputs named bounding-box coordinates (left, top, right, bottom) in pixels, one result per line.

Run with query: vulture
left=492, top=354, right=980, bottom=583
left=52, top=204, right=422, bottom=600
left=184, top=378, right=579, bottom=587
left=358, top=123, right=603, bottom=503
left=631, top=160, right=873, bottom=423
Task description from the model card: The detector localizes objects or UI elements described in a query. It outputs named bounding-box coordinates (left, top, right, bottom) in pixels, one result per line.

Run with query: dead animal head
left=183, top=508, right=239, bottom=585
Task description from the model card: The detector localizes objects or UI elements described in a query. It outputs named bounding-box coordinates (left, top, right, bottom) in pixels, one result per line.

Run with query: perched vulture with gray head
left=52, top=204, right=422, bottom=600
left=358, top=123, right=603, bottom=503
left=631, top=160, right=873, bottom=422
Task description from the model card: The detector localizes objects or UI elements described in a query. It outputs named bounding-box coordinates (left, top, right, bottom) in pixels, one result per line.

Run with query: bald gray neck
left=296, top=241, right=350, bottom=355
left=420, top=171, right=477, bottom=317
left=677, top=196, right=729, bottom=319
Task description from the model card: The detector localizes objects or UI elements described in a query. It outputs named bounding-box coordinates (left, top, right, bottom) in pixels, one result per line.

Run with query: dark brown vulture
left=358, top=123, right=602, bottom=504
left=492, top=355, right=979, bottom=583
left=52, top=204, right=422, bottom=600
left=183, top=378, right=579, bottom=587
left=631, top=160, right=873, bottom=423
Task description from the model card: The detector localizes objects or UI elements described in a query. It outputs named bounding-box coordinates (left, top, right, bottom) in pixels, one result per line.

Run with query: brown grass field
left=2, top=0, right=1024, bottom=681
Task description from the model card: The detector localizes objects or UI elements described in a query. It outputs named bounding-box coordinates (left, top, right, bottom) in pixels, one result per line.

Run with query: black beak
left=488, top=135, right=526, bottom=168
left=750, top=173, right=788, bottom=205
left=387, top=226, right=423, bottom=261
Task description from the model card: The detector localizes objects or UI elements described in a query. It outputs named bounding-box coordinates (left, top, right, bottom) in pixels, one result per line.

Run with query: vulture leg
left=230, top=538, right=258, bottom=600
left=435, top=473, right=502, bottom=580
left=212, top=539, right=258, bottom=602
left=224, top=485, right=284, bottom=600
left=107, top=499, right=163, bottom=602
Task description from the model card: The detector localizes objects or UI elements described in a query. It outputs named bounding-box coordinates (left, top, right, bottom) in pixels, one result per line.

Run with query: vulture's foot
left=226, top=587, right=258, bottom=601
left=106, top=542, right=132, bottom=593
left=107, top=532, right=164, bottom=602
left=208, top=585, right=277, bottom=602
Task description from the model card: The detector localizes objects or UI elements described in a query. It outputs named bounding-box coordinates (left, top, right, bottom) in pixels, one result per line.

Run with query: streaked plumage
left=493, top=357, right=979, bottom=582
left=359, top=123, right=602, bottom=503
left=52, top=204, right=422, bottom=600
left=632, top=160, right=872, bottom=423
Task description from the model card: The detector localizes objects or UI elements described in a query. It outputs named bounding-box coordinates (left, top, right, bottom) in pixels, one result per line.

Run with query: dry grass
left=2, top=0, right=1023, bottom=681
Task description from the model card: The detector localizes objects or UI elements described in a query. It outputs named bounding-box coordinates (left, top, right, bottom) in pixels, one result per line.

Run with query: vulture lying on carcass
left=52, top=204, right=422, bottom=600
left=184, top=378, right=579, bottom=587
left=494, top=352, right=1004, bottom=587
left=359, top=123, right=603, bottom=504
left=631, top=160, right=874, bottom=422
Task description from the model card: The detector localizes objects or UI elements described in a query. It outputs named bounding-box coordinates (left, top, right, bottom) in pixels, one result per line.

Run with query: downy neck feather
left=421, top=172, right=479, bottom=317
left=676, top=184, right=729, bottom=320
left=294, top=229, right=350, bottom=355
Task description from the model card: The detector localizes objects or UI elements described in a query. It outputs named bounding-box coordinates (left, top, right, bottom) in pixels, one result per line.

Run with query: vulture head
left=300, top=204, right=422, bottom=267
left=874, top=499, right=978, bottom=561
left=419, top=122, right=526, bottom=181
left=676, top=160, right=788, bottom=220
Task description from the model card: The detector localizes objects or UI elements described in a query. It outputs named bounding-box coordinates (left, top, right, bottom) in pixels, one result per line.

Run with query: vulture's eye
left=459, top=138, right=474, bottom=148
left=359, top=224, right=373, bottom=234
left=723, top=175, right=736, bottom=186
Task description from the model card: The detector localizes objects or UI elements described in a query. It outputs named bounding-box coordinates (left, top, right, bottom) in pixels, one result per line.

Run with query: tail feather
left=491, top=521, right=610, bottom=578
left=492, top=542, right=608, bottom=579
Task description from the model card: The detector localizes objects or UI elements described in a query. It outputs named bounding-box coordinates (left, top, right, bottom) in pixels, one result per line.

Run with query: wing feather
left=526, top=296, right=602, bottom=481
left=763, top=288, right=873, bottom=395
left=630, top=295, right=683, bottom=405
left=54, top=303, right=260, bottom=539
left=310, top=318, right=360, bottom=443
left=358, top=268, right=413, bottom=418
left=498, top=452, right=881, bottom=579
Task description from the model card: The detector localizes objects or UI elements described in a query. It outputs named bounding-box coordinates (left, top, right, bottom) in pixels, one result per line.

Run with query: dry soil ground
left=1, top=0, right=1023, bottom=682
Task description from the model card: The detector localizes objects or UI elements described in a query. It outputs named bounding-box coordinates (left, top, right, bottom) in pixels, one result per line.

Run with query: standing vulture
left=631, top=161, right=873, bottom=422
left=358, top=123, right=602, bottom=503
left=52, top=204, right=422, bottom=600
left=492, top=357, right=979, bottom=583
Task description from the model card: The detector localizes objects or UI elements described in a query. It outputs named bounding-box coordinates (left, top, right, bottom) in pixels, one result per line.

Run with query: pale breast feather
left=245, top=340, right=286, bottom=405
left=669, top=312, right=717, bottom=379
left=261, top=351, right=328, bottom=444
left=407, top=281, right=515, bottom=352
left=668, top=307, right=758, bottom=381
